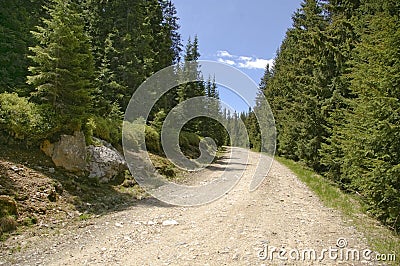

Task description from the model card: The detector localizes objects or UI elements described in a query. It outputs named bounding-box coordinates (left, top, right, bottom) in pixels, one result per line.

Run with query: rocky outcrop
left=41, top=131, right=86, bottom=172
left=41, top=133, right=127, bottom=183
left=86, top=139, right=127, bottom=183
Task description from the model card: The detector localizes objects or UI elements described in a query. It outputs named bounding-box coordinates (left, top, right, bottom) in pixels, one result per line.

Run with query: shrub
left=145, top=126, right=160, bottom=154
left=179, top=131, right=202, bottom=158
left=179, top=131, right=200, bottom=149
left=0, top=195, right=18, bottom=234
left=123, top=120, right=161, bottom=154
left=0, top=216, right=17, bottom=234
left=123, top=118, right=146, bottom=152
left=91, top=102, right=123, bottom=146
left=0, top=92, right=56, bottom=144
left=89, top=116, right=122, bottom=147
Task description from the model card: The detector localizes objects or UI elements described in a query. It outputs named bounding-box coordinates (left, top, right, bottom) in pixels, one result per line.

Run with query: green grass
left=78, top=213, right=91, bottom=221
left=276, top=156, right=399, bottom=264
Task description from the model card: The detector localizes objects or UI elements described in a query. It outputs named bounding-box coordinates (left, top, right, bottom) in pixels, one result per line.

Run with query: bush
left=178, top=131, right=202, bottom=158
left=0, top=92, right=45, bottom=142
left=123, top=119, right=161, bottom=153
left=0, top=216, right=17, bottom=234
left=90, top=116, right=122, bottom=147
left=0, top=195, right=18, bottom=234
left=179, top=131, right=200, bottom=149
left=145, top=126, right=160, bottom=154
left=123, top=119, right=145, bottom=152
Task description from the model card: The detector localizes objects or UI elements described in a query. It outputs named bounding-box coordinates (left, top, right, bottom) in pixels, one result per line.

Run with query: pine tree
left=93, top=32, right=126, bottom=117
left=245, top=109, right=261, bottom=151
left=318, top=0, right=361, bottom=180
left=199, top=77, right=226, bottom=146
left=176, top=36, right=205, bottom=133
left=264, top=0, right=329, bottom=168
left=339, top=4, right=400, bottom=230
left=150, top=0, right=182, bottom=117
left=0, top=0, right=44, bottom=95
left=256, top=64, right=276, bottom=154
left=177, top=36, right=204, bottom=102
left=27, top=0, right=95, bottom=132
left=84, top=0, right=181, bottom=112
left=159, top=0, right=182, bottom=64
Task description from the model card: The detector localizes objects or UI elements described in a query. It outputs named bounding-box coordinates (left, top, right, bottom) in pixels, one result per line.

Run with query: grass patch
left=78, top=213, right=91, bottom=221
left=276, top=156, right=399, bottom=264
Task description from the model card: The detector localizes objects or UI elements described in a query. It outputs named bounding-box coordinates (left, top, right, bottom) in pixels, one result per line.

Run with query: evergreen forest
left=0, top=0, right=399, bottom=233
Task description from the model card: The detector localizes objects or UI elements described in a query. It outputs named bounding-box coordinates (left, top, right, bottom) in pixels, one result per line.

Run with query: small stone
left=115, top=222, right=123, bottom=228
left=162, top=220, right=179, bottom=226
left=48, top=168, right=55, bottom=173
left=11, top=165, right=23, bottom=172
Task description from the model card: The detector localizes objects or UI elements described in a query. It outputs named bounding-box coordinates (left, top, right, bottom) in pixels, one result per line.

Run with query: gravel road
left=2, top=147, right=371, bottom=265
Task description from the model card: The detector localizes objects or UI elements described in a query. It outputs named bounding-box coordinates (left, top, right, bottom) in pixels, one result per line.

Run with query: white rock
left=86, top=138, right=127, bottom=183
left=162, top=219, right=179, bottom=226
left=115, top=222, right=123, bottom=228
left=11, top=165, right=23, bottom=172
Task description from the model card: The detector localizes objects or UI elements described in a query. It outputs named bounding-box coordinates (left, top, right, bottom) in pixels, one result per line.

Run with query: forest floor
left=0, top=147, right=381, bottom=265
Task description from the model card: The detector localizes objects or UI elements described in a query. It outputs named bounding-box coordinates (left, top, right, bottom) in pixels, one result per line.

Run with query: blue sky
left=172, top=0, right=303, bottom=112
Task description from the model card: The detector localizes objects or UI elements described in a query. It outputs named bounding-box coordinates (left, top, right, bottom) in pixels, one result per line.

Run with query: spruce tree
left=264, top=0, right=329, bottom=168
left=200, top=77, right=226, bottom=146
left=339, top=6, right=400, bottom=229
left=0, top=0, right=44, bottom=94
left=318, top=0, right=361, bottom=180
left=27, top=0, right=95, bottom=132
left=177, top=36, right=205, bottom=133
left=94, top=32, right=126, bottom=117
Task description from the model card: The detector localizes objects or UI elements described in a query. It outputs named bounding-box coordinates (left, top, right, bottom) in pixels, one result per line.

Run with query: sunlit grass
left=276, top=156, right=399, bottom=265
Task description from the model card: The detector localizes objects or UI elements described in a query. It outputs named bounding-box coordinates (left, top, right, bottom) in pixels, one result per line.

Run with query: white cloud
left=216, top=50, right=273, bottom=70
left=216, top=50, right=233, bottom=58
left=217, top=58, right=236, bottom=66
left=238, top=58, right=274, bottom=70
left=238, top=56, right=252, bottom=61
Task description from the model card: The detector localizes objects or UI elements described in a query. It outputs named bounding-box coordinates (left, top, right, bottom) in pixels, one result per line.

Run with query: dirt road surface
left=2, top=147, right=371, bottom=265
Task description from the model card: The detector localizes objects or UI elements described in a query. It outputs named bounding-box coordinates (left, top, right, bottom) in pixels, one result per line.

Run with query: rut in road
left=5, top=147, right=370, bottom=265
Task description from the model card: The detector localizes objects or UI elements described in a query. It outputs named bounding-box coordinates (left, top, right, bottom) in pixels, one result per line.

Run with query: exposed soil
left=0, top=144, right=143, bottom=241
